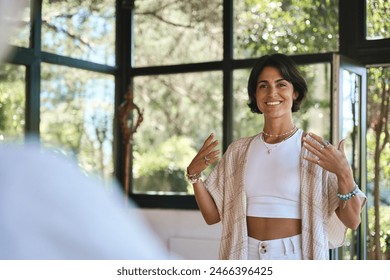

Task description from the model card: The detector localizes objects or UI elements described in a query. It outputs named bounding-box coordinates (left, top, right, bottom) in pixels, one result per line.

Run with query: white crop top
left=245, top=129, right=303, bottom=219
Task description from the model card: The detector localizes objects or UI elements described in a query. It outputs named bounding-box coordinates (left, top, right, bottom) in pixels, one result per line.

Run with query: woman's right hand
left=188, top=133, right=221, bottom=225
left=187, top=133, right=220, bottom=176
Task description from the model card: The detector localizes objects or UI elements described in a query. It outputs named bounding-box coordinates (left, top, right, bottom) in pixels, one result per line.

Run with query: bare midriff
left=247, top=216, right=302, bottom=241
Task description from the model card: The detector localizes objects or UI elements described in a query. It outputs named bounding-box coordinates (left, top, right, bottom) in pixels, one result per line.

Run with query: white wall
left=140, top=209, right=221, bottom=260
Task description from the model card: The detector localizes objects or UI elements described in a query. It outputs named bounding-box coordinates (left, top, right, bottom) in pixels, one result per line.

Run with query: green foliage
left=366, top=0, right=390, bottom=39
left=135, top=136, right=194, bottom=177
left=39, top=64, right=115, bottom=181
left=131, top=71, right=224, bottom=193
left=366, top=65, right=390, bottom=259
left=134, top=0, right=223, bottom=66
left=0, top=64, right=25, bottom=142
left=368, top=206, right=390, bottom=258
left=42, top=0, right=115, bottom=65
left=133, top=71, right=223, bottom=147
left=133, top=135, right=197, bottom=194
left=234, top=0, right=338, bottom=58
left=366, top=67, right=390, bottom=190
left=367, top=132, right=390, bottom=189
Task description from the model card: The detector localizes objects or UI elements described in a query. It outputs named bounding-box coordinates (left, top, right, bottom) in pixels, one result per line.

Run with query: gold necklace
left=260, top=127, right=298, bottom=154
left=262, top=125, right=297, bottom=138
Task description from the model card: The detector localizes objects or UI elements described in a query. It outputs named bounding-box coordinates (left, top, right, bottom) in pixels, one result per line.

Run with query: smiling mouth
left=266, top=101, right=282, bottom=106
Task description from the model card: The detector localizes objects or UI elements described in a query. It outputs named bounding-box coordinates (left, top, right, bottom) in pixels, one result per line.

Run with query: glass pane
left=340, top=69, right=361, bottom=260
left=366, top=67, right=390, bottom=259
left=134, top=0, right=223, bottom=67
left=341, top=70, right=360, bottom=180
left=234, top=0, right=339, bottom=59
left=42, top=0, right=115, bottom=65
left=9, top=0, right=31, bottom=48
left=0, top=64, right=26, bottom=143
left=132, top=72, right=223, bottom=194
left=233, top=63, right=331, bottom=140
left=233, top=69, right=262, bottom=140
left=366, top=0, right=390, bottom=40
left=40, top=64, right=115, bottom=181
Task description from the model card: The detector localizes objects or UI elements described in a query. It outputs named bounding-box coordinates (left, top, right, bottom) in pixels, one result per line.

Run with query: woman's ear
left=293, top=91, right=299, bottom=100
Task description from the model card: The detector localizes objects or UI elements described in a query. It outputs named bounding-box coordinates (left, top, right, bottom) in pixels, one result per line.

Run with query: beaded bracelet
left=186, top=171, right=202, bottom=184
left=337, top=184, right=359, bottom=201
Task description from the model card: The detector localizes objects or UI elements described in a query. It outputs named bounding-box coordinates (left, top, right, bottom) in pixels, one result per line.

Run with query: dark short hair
left=247, top=53, right=307, bottom=114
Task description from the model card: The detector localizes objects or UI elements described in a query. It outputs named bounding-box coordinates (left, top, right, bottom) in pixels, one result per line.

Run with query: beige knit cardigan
left=204, top=133, right=366, bottom=260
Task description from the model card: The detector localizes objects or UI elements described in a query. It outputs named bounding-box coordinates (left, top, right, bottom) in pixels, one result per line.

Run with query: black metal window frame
left=125, top=0, right=390, bottom=209
left=4, top=0, right=390, bottom=210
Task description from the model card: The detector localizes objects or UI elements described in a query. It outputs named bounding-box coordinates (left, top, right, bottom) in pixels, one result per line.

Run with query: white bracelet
left=186, top=171, right=202, bottom=184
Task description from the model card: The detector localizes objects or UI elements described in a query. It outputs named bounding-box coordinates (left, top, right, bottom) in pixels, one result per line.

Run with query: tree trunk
left=373, top=71, right=390, bottom=259
left=374, top=134, right=381, bottom=259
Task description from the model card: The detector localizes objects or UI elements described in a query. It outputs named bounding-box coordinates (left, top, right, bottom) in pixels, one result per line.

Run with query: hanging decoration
left=118, top=84, right=143, bottom=200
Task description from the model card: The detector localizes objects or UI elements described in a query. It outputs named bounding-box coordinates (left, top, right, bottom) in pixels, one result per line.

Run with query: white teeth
left=266, top=101, right=281, bottom=106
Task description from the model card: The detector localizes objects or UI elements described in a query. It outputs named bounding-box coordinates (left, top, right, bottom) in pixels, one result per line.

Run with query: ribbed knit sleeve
left=300, top=146, right=341, bottom=259
left=300, top=143, right=366, bottom=259
left=204, top=136, right=254, bottom=260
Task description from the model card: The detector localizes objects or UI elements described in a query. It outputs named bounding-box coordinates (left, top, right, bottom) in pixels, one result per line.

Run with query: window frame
left=2, top=0, right=389, bottom=260
left=339, top=0, right=390, bottom=66
left=122, top=1, right=337, bottom=209
left=126, top=52, right=338, bottom=209
left=124, top=0, right=387, bottom=209
left=4, top=1, right=389, bottom=209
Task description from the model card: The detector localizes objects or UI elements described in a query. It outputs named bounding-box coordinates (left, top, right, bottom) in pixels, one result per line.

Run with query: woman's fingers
left=187, top=133, right=220, bottom=175
left=198, top=133, right=219, bottom=158
left=204, top=149, right=220, bottom=165
left=200, top=133, right=216, bottom=150
left=199, top=139, right=220, bottom=166
left=338, top=138, right=346, bottom=152
left=303, top=132, right=350, bottom=175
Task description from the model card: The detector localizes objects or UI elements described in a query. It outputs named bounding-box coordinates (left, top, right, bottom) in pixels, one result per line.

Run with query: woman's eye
left=259, top=84, right=267, bottom=88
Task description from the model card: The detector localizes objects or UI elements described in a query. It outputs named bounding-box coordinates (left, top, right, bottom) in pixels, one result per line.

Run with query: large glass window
left=40, top=64, right=115, bottom=181
left=296, top=63, right=331, bottom=138
left=366, top=66, right=390, bottom=259
left=1, top=0, right=390, bottom=260
left=133, top=0, right=223, bottom=67
left=234, top=0, right=339, bottom=59
left=233, top=68, right=261, bottom=139
left=339, top=69, right=363, bottom=260
left=42, top=0, right=116, bottom=65
left=132, top=72, right=223, bottom=194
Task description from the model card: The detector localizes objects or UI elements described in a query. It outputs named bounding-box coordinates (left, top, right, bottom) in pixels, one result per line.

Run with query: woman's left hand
left=302, top=132, right=351, bottom=176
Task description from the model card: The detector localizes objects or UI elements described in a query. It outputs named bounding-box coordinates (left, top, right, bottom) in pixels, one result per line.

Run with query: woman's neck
left=262, top=117, right=295, bottom=135
left=261, top=117, right=296, bottom=143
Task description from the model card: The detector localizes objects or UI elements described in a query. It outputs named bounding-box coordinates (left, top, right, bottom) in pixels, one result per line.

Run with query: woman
left=186, top=53, right=366, bottom=260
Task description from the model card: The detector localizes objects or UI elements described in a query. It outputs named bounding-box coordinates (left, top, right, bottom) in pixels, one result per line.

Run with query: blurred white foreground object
left=0, top=142, right=169, bottom=259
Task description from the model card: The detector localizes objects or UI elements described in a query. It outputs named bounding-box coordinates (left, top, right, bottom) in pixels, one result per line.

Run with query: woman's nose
left=268, top=85, right=278, bottom=95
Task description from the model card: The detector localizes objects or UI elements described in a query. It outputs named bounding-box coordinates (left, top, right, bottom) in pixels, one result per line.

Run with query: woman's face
left=255, top=66, right=298, bottom=119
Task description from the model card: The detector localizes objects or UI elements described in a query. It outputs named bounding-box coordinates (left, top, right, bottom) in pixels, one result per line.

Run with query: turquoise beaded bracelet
left=337, top=184, right=359, bottom=201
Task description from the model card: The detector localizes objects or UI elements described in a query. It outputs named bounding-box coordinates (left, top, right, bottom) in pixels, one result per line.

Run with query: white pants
left=248, top=234, right=303, bottom=260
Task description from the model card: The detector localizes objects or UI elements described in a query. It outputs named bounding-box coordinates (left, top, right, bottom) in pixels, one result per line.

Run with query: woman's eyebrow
left=257, top=78, right=286, bottom=84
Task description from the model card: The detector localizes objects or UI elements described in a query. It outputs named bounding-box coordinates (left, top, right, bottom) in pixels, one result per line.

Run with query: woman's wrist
left=337, top=183, right=359, bottom=200
left=186, top=168, right=203, bottom=184
left=335, top=163, right=353, bottom=180
left=336, top=167, right=354, bottom=187
left=337, top=183, right=359, bottom=209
